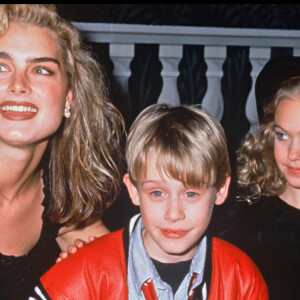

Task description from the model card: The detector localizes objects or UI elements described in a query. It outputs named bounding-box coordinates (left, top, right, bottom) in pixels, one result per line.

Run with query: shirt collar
left=128, top=214, right=207, bottom=294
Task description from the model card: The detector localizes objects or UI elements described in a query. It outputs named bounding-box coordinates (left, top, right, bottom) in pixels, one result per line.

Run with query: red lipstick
left=0, top=101, right=38, bottom=120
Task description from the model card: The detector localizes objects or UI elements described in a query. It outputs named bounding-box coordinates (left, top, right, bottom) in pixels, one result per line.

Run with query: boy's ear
left=123, top=173, right=140, bottom=206
left=215, top=176, right=231, bottom=205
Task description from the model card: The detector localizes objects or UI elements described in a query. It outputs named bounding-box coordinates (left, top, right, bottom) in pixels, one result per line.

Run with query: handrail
left=73, top=22, right=300, bottom=48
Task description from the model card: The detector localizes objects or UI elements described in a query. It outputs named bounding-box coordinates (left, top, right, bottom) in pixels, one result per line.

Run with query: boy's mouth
left=160, top=229, right=189, bottom=239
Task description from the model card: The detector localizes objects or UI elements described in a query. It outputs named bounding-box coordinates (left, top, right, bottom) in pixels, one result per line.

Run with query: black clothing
left=0, top=172, right=61, bottom=300
left=216, top=196, right=300, bottom=300
left=152, top=258, right=191, bottom=294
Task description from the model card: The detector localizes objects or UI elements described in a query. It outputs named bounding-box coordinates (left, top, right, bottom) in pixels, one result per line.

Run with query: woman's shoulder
left=41, top=229, right=126, bottom=283
left=63, top=229, right=125, bottom=264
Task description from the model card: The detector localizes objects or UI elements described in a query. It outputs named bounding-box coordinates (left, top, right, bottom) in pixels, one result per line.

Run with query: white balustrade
left=73, top=22, right=300, bottom=131
left=202, top=46, right=226, bottom=121
left=293, top=48, right=300, bottom=56
left=246, top=47, right=271, bottom=134
left=158, top=45, right=183, bottom=106
left=109, top=43, right=134, bottom=109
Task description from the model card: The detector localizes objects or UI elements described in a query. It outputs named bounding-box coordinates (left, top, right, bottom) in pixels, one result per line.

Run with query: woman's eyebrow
left=0, top=51, right=12, bottom=60
left=0, top=51, right=61, bottom=68
left=28, top=57, right=61, bottom=68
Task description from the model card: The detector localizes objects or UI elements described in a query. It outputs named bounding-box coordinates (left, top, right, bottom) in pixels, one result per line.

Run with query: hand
left=56, top=236, right=96, bottom=263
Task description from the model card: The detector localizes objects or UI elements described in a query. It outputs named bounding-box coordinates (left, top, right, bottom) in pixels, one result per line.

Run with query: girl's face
left=274, top=99, right=300, bottom=190
left=0, top=21, right=72, bottom=148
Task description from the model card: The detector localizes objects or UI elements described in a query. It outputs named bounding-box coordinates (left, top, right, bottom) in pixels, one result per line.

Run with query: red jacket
left=39, top=229, right=268, bottom=300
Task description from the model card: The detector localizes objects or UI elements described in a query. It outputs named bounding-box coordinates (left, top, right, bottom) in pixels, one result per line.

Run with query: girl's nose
left=288, top=140, right=300, bottom=161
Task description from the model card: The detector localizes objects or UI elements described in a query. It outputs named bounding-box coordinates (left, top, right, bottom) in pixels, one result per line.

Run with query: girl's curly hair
left=236, top=76, right=300, bottom=203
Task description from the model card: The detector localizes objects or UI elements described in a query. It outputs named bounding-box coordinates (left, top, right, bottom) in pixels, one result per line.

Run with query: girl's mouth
left=287, top=166, right=300, bottom=176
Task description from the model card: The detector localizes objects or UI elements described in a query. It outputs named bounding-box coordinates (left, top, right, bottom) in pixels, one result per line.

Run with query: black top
left=216, top=196, right=300, bottom=300
left=0, top=171, right=61, bottom=300
left=152, top=258, right=191, bottom=294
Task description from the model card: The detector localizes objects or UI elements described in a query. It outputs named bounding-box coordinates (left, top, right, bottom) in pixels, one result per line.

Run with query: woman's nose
left=8, top=71, right=31, bottom=95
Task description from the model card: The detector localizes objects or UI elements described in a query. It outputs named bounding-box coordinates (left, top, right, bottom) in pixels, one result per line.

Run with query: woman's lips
left=160, top=229, right=189, bottom=239
left=0, top=101, right=38, bottom=120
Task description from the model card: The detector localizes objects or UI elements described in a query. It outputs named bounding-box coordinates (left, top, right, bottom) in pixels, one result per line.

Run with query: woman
left=0, top=4, right=124, bottom=299
left=223, top=75, right=300, bottom=300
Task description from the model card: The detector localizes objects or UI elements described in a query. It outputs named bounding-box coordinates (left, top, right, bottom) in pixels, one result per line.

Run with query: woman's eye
left=34, top=67, right=52, bottom=75
left=275, top=131, right=288, bottom=140
left=0, top=64, right=8, bottom=72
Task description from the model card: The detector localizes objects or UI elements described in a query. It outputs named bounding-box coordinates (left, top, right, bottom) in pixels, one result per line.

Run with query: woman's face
left=274, top=99, right=300, bottom=190
left=0, top=21, right=72, bottom=148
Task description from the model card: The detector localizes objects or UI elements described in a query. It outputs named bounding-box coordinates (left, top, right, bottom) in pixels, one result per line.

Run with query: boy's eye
left=151, top=191, right=164, bottom=197
left=185, top=191, right=198, bottom=198
left=275, top=131, right=288, bottom=140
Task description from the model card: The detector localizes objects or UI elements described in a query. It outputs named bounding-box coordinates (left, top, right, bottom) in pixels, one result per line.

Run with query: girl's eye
left=275, top=131, right=288, bottom=140
left=34, top=66, right=52, bottom=75
left=0, top=64, right=8, bottom=72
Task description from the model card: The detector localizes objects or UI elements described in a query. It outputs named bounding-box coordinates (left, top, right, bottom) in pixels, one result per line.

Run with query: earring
left=64, top=107, right=71, bottom=119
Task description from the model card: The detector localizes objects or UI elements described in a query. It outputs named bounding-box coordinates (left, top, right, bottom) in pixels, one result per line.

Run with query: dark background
left=56, top=4, right=300, bottom=230
left=57, top=4, right=300, bottom=28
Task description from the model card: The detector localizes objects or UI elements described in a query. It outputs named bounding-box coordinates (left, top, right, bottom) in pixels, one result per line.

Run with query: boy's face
left=124, top=148, right=230, bottom=263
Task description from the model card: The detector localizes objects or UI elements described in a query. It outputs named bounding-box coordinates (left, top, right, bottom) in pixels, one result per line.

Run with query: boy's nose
left=164, top=198, right=185, bottom=222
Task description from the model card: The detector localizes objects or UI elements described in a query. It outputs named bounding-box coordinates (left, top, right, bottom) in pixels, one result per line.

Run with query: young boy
left=31, top=104, right=268, bottom=299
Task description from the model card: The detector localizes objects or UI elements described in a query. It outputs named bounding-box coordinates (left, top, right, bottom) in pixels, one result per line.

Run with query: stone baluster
left=293, top=47, right=300, bottom=56
left=202, top=46, right=226, bottom=121
left=109, top=43, right=135, bottom=108
left=246, top=47, right=271, bottom=134
left=158, top=45, right=183, bottom=106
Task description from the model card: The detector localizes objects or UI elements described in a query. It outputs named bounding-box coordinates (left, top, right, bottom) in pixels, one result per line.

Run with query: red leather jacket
left=39, top=229, right=268, bottom=299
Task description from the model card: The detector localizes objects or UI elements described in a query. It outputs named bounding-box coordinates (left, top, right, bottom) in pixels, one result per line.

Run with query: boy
left=31, top=104, right=268, bottom=299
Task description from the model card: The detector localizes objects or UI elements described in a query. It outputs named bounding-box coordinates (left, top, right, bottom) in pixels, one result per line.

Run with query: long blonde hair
left=0, top=4, right=125, bottom=227
left=236, top=76, right=300, bottom=203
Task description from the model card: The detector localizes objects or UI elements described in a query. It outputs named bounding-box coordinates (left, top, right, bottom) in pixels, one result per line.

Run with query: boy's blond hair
left=126, top=104, right=230, bottom=190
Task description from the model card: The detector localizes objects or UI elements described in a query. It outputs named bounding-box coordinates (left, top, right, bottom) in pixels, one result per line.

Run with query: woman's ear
left=65, top=89, right=73, bottom=109
left=215, top=176, right=231, bottom=205
left=123, top=173, right=140, bottom=206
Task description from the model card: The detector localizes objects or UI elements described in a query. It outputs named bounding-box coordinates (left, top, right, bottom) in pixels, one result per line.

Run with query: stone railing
left=73, top=22, right=300, bottom=134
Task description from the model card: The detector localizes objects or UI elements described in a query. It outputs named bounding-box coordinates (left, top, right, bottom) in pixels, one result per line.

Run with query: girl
left=227, top=76, right=300, bottom=300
